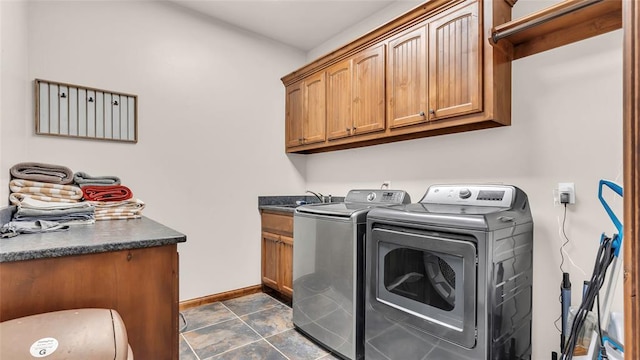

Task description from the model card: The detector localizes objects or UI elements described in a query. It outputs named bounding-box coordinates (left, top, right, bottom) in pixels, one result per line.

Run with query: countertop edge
left=0, top=235, right=186, bottom=262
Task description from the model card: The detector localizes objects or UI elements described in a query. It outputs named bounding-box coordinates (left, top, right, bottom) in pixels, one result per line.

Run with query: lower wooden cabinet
left=279, top=235, right=294, bottom=296
left=0, top=245, right=180, bottom=360
left=260, top=210, right=294, bottom=298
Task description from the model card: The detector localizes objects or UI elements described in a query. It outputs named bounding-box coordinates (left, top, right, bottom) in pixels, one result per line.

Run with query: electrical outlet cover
left=557, top=182, right=576, bottom=204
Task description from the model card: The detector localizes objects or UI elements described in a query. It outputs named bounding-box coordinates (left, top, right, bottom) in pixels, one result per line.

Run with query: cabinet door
left=303, top=72, right=327, bottom=145
left=326, top=59, right=352, bottom=141
left=285, top=82, right=304, bottom=148
left=428, top=1, right=481, bottom=119
left=279, top=235, right=294, bottom=297
left=387, top=25, right=428, bottom=129
left=261, top=232, right=280, bottom=290
left=352, top=44, right=386, bottom=135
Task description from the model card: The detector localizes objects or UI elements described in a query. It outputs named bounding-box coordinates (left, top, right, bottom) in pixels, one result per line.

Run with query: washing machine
left=365, top=184, right=533, bottom=360
left=293, top=189, right=410, bottom=360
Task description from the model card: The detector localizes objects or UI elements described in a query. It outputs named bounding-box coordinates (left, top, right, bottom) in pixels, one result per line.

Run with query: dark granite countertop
left=0, top=215, right=186, bottom=263
left=258, top=195, right=344, bottom=214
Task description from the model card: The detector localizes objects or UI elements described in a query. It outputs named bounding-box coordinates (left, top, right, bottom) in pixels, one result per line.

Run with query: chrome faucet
left=306, top=190, right=330, bottom=203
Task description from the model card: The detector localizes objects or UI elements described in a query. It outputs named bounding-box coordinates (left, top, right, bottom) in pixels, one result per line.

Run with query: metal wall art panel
left=35, top=79, right=138, bottom=143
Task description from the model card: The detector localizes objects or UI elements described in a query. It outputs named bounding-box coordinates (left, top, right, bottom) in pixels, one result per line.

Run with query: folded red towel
left=82, top=185, right=133, bottom=202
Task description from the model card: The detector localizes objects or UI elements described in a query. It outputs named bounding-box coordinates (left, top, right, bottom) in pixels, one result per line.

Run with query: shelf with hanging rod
left=491, top=0, right=622, bottom=60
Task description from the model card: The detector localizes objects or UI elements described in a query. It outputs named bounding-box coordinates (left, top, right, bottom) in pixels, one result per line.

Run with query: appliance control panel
left=345, top=189, right=410, bottom=204
left=421, top=185, right=515, bottom=207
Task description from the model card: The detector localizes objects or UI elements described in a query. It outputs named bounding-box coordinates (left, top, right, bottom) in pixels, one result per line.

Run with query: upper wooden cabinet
left=428, top=0, right=482, bottom=119
left=326, top=44, right=386, bottom=141
left=303, top=72, right=327, bottom=145
left=351, top=44, right=386, bottom=136
left=285, top=82, right=303, bottom=148
left=286, top=75, right=326, bottom=148
left=387, top=26, right=428, bottom=129
left=282, top=0, right=512, bottom=153
left=326, top=59, right=353, bottom=140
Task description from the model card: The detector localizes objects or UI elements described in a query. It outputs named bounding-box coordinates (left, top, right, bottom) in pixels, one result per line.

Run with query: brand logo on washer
left=30, top=338, right=58, bottom=358
left=367, top=192, right=376, bottom=201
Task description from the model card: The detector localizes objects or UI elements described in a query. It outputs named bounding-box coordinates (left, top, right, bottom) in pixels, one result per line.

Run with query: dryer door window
left=383, top=247, right=460, bottom=312
left=370, top=226, right=477, bottom=349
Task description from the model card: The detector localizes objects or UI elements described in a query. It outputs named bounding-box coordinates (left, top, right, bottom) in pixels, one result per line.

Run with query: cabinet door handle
left=352, top=127, right=356, bottom=132
left=419, top=111, right=425, bottom=117
left=429, top=109, right=435, bottom=115
left=346, top=127, right=351, bottom=134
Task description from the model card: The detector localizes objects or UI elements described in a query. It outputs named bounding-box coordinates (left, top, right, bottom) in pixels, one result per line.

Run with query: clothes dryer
left=365, top=184, right=533, bottom=360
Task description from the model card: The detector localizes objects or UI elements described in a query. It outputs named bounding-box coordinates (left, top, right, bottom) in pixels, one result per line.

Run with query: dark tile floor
left=179, top=292, right=341, bottom=360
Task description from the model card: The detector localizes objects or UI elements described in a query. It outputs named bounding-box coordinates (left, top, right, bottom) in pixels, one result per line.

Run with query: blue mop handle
left=598, top=180, right=623, bottom=256
left=598, top=180, right=623, bottom=235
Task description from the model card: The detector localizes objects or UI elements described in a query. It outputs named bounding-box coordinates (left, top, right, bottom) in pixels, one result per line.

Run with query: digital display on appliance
left=476, top=190, right=505, bottom=201
left=382, top=192, right=395, bottom=201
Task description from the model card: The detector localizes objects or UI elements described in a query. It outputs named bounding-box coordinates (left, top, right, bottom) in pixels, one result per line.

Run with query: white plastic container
left=604, top=339, right=624, bottom=360
left=607, top=311, right=624, bottom=345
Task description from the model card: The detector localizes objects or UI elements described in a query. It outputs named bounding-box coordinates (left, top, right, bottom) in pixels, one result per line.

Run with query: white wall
left=304, top=1, right=624, bottom=358
left=1, top=0, right=30, bottom=199
left=0, top=0, right=308, bottom=300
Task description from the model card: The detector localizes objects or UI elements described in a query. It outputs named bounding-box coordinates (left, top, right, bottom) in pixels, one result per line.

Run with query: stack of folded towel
left=3, top=163, right=95, bottom=236
left=4, top=162, right=146, bottom=230
left=73, top=171, right=145, bottom=221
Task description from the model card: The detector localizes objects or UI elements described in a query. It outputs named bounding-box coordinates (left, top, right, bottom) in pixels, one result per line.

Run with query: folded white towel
left=17, top=196, right=94, bottom=211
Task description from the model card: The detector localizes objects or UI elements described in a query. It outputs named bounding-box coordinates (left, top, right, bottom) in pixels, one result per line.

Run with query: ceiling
left=169, top=0, right=411, bottom=51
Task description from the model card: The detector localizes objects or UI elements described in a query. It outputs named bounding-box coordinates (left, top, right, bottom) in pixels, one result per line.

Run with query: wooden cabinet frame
left=623, top=0, right=639, bottom=357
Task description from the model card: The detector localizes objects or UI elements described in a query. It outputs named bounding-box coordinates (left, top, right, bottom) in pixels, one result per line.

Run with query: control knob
left=367, top=192, right=376, bottom=201
left=459, top=188, right=472, bottom=199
